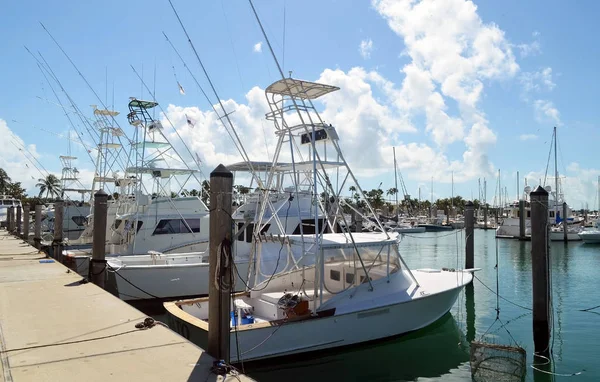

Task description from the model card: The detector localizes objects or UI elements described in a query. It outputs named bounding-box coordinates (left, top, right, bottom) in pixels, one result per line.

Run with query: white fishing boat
left=63, top=100, right=211, bottom=276
left=164, top=72, right=474, bottom=362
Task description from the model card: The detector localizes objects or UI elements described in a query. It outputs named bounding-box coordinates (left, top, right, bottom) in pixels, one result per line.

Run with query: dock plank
left=0, top=231, right=252, bottom=382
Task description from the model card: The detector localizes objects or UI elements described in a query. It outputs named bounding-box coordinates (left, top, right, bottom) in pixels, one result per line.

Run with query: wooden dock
left=0, top=230, right=253, bottom=382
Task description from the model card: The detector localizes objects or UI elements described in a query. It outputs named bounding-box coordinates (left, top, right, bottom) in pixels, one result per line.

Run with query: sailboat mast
left=554, top=126, right=559, bottom=222
left=393, top=147, right=399, bottom=221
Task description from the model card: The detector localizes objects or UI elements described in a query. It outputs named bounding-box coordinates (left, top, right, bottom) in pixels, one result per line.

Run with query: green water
left=245, top=230, right=599, bottom=382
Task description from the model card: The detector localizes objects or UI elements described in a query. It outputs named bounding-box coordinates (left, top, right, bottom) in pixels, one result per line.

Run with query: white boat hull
left=392, top=226, right=426, bottom=234
left=579, top=231, right=600, bottom=244
left=549, top=231, right=582, bottom=241
left=165, top=270, right=472, bottom=362
left=106, top=255, right=250, bottom=301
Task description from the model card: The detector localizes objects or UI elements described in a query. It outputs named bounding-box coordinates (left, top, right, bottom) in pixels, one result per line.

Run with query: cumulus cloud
left=520, top=67, right=555, bottom=95
left=525, top=163, right=600, bottom=207
left=0, top=119, right=50, bottom=194
left=359, top=38, right=374, bottom=59
left=534, top=99, right=561, bottom=125
left=515, top=31, right=542, bottom=57
left=519, top=134, right=538, bottom=141
left=253, top=42, right=263, bottom=53
left=372, top=0, right=519, bottom=179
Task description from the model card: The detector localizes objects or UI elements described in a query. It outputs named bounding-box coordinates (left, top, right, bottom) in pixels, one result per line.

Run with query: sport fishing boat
left=164, top=74, right=474, bottom=362
left=0, top=195, right=21, bottom=228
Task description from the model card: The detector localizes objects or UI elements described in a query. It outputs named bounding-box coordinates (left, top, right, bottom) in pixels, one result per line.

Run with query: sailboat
left=387, top=147, right=425, bottom=234
left=164, top=70, right=474, bottom=361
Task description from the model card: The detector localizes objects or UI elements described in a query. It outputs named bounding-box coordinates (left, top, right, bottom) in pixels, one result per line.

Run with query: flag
left=178, top=81, right=186, bottom=95
left=185, top=114, right=195, bottom=128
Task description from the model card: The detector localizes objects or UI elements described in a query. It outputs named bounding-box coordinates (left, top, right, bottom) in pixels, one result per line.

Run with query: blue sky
left=1, top=0, right=599, bottom=207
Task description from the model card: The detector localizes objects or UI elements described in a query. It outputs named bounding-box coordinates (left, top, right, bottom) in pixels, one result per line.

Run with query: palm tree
left=36, top=174, right=62, bottom=199
left=0, top=168, right=11, bottom=194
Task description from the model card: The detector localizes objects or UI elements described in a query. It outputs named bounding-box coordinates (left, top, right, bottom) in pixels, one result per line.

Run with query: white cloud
left=519, top=134, right=538, bottom=141
left=525, top=164, right=600, bottom=208
left=0, top=119, right=50, bottom=194
left=520, top=67, right=555, bottom=94
left=359, top=38, right=374, bottom=59
left=515, top=31, right=542, bottom=57
left=534, top=99, right=561, bottom=125
left=372, top=0, right=519, bottom=179
left=253, top=41, right=263, bottom=53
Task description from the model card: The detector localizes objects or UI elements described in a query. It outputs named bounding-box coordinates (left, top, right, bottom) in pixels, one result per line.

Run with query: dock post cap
left=94, top=189, right=108, bottom=197
left=530, top=185, right=548, bottom=196
left=210, top=164, right=233, bottom=179
left=465, top=201, right=474, bottom=207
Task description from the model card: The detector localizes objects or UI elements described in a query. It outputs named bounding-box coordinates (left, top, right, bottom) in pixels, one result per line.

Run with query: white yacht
left=579, top=221, right=600, bottom=244
left=164, top=75, right=474, bottom=362
left=0, top=195, right=21, bottom=228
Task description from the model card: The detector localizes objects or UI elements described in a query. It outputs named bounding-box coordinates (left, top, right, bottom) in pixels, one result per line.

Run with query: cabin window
left=527, top=211, right=531, bottom=218
left=330, top=269, right=341, bottom=281
left=152, top=219, right=201, bottom=235
left=135, top=221, right=143, bottom=233
left=346, top=273, right=355, bottom=284
left=244, top=223, right=270, bottom=243
left=360, top=275, right=371, bottom=284
left=114, top=220, right=122, bottom=229
left=292, top=218, right=329, bottom=235
left=549, top=211, right=555, bottom=218
left=71, top=216, right=87, bottom=227
left=237, top=223, right=245, bottom=242
left=2, top=201, right=12, bottom=205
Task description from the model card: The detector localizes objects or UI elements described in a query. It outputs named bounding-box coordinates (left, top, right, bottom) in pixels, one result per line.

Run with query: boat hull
left=107, top=258, right=250, bottom=301
left=579, top=231, right=600, bottom=244
left=393, top=227, right=426, bottom=234
left=549, top=231, right=582, bottom=241
left=418, top=224, right=453, bottom=232
left=165, top=273, right=469, bottom=363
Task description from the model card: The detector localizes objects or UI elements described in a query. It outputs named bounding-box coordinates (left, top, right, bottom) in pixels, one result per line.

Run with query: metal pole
left=562, top=202, right=568, bottom=242
left=519, top=200, right=526, bottom=240
left=207, top=164, right=233, bottom=363
left=22, top=205, right=30, bottom=242
left=91, top=190, right=108, bottom=288
left=465, top=201, right=474, bottom=269
left=34, top=205, right=42, bottom=249
left=530, top=186, right=550, bottom=356
left=16, top=206, right=22, bottom=236
left=483, top=205, right=488, bottom=229
left=53, top=201, right=64, bottom=261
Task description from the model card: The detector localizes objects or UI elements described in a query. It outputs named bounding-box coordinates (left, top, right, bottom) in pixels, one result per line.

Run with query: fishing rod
left=39, top=23, right=136, bottom=174
left=167, top=0, right=266, bottom=190
left=162, top=31, right=247, bottom=164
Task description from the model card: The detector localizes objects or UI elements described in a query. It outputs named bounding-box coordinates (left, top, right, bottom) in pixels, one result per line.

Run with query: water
left=243, top=230, right=600, bottom=381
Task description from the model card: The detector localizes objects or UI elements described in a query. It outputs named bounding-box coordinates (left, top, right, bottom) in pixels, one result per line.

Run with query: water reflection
left=246, top=313, right=469, bottom=382
left=466, top=283, right=476, bottom=343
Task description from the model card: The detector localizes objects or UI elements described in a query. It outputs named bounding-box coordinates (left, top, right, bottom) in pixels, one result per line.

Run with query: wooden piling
left=34, top=204, right=42, bottom=249
left=483, top=206, right=488, bottom=229
left=16, top=206, right=22, bottom=236
left=22, top=205, right=30, bottom=242
left=530, top=186, right=550, bottom=356
left=53, top=201, right=64, bottom=261
left=562, top=202, right=568, bottom=242
left=7, top=206, right=14, bottom=232
left=519, top=200, right=526, bottom=240
left=465, top=201, right=474, bottom=269
left=208, top=164, right=233, bottom=363
left=91, top=190, right=108, bottom=288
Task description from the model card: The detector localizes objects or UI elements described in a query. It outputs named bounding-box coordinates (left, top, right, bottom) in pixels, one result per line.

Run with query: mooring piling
left=34, top=204, right=42, bottom=249
left=562, top=202, right=568, bottom=242
left=530, top=185, right=551, bottom=356
left=465, top=201, right=474, bottom=269
left=7, top=206, right=14, bottom=232
left=22, top=205, right=30, bottom=242
left=53, top=201, right=64, bottom=261
left=207, top=164, right=233, bottom=363
left=91, top=190, right=108, bottom=288
left=519, top=199, right=526, bottom=240
left=16, top=205, right=22, bottom=236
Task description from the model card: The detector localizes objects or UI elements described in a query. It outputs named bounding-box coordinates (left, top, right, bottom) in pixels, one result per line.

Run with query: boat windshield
left=251, top=234, right=400, bottom=296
